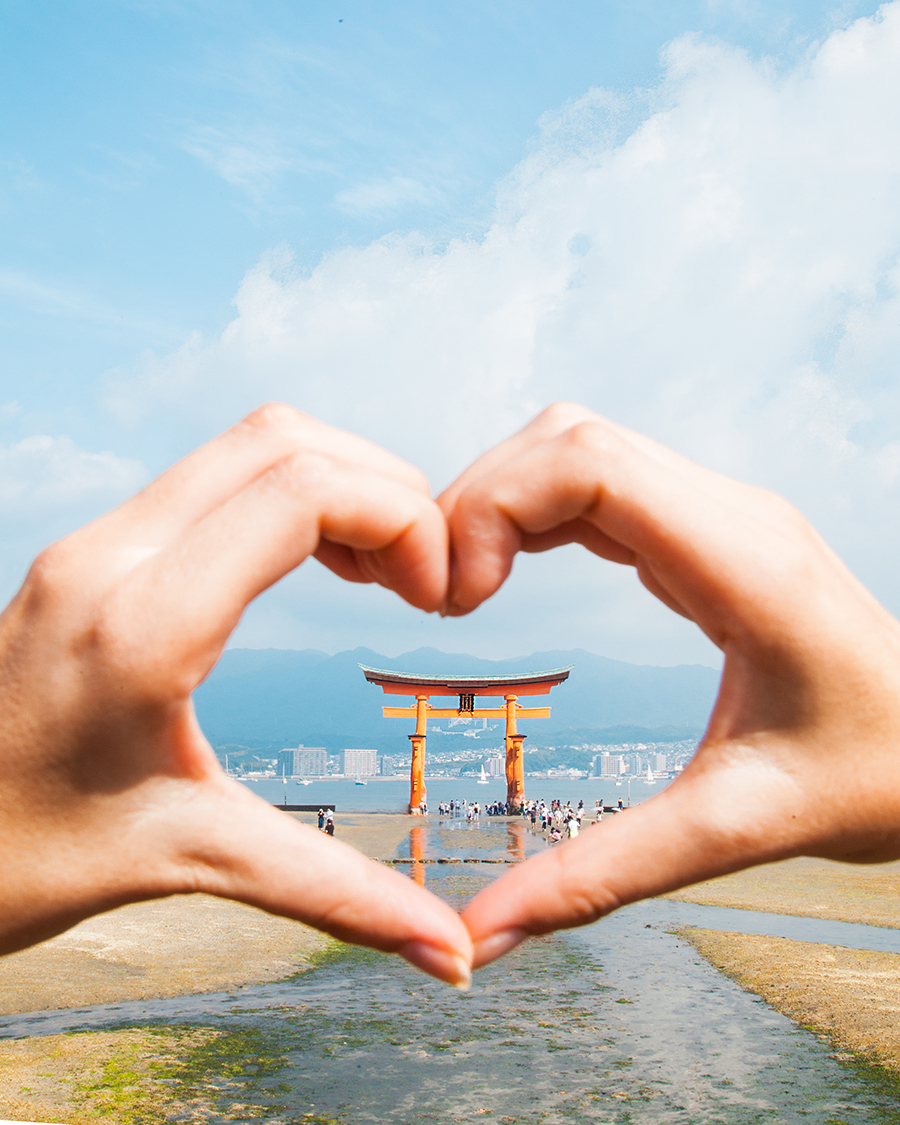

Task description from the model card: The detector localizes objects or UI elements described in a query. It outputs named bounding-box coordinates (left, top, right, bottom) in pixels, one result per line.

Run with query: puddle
left=3, top=817, right=900, bottom=1123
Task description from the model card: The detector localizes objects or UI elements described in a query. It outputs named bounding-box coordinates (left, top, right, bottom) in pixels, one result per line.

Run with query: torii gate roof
left=359, top=663, right=572, bottom=697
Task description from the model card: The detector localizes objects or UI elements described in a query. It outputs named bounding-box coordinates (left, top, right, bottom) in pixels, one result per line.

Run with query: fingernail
left=472, top=928, right=528, bottom=968
left=399, top=941, right=472, bottom=991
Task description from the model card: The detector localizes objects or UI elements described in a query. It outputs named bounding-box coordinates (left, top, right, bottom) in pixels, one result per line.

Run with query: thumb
left=166, top=781, right=474, bottom=989
left=461, top=766, right=805, bottom=968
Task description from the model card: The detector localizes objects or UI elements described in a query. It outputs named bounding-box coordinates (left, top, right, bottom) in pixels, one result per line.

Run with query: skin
left=438, top=403, right=900, bottom=969
left=5, top=399, right=900, bottom=987
left=0, top=404, right=472, bottom=989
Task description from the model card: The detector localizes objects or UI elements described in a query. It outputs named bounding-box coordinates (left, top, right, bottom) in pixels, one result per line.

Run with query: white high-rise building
left=488, top=755, right=503, bottom=776
left=654, top=753, right=668, bottom=774
left=278, top=746, right=327, bottom=778
left=341, top=748, right=378, bottom=778
left=600, top=753, right=623, bottom=779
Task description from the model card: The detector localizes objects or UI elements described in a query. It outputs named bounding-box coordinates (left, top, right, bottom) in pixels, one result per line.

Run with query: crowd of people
left=436, top=800, right=481, bottom=819
left=436, top=796, right=628, bottom=841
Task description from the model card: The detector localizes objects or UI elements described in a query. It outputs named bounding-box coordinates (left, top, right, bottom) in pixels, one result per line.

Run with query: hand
left=0, top=404, right=471, bottom=988
left=439, top=403, right=900, bottom=968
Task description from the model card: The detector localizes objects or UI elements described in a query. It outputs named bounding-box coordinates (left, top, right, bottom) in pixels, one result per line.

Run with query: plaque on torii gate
left=360, top=664, right=572, bottom=814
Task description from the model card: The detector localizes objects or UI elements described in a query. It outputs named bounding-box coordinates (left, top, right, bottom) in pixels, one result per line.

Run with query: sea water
left=3, top=817, right=900, bottom=1123
left=240, top=774, right=666, bottom=812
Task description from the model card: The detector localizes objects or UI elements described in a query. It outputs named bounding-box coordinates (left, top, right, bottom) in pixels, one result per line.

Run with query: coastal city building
left=341, top=748, right=378, bottom=779
left=380, top=755, right=395, bottom=776
left=277, top=746, right=327, bottom=778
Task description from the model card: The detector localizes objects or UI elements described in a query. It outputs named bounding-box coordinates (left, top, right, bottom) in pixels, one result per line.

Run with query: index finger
left=96, top=404, right=434, bottom=553
left=440, top=410, right=867, bottom=660
left=437, top=402, right=599, bottom=515
left=461, top=764, right=808, bottom=968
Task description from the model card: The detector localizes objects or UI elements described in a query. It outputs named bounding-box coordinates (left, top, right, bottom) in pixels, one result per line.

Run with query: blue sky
left=1, top=0, right=897, bottom=666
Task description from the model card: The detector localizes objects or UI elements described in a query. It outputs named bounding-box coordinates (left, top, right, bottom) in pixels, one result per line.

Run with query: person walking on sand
left=324, top=810, right=334, bottom=837
left=317, top=808, right=325, bottom=831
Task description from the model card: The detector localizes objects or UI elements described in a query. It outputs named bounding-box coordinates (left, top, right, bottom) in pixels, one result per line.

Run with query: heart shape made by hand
left=1, top=401, right=900, bottom=986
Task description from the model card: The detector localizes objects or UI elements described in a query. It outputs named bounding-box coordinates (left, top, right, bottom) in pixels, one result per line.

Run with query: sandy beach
left=679, top=927, right=900, bottom=1075
left=0, top=811, right=416, bottom=1017
left=659, top=857, right=900, bottom=1072
left=666, top=855, right=900, bottom=928
left=7, top=819, right=900, bottom=1122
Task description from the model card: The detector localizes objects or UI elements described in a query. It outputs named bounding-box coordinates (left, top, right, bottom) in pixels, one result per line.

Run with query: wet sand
left=665, top=855, right=900, bottom=928
left=7, top=819, right=900, bottom=1123
left=6, top=825, right=900, bottom=1018
left=0, top=1026, right=200, bottom=1125
left=662, top=855, right=900, bottom=1073
left=0, top=811, right=417, bottom=1017
left=9, top=819, right=900, bottom=1120
left=680, top=927, right=900, bottom=1076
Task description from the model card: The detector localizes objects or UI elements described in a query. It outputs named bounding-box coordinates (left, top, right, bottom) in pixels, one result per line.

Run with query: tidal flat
left=5, top=815, right=900, bottom=1123
left=0, top=813, right=414, bottom=1016
left=666, top=855, right=900, bottom=929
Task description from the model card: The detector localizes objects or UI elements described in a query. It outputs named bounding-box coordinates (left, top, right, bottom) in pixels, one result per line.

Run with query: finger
left=181, top=783, right=473, bottom=988
left=443, top=418, right=681, bottom=615
left=437, top=402, right=687, bottom=517
left=462, top=763, right=808, bottom=969
left=517, top=518, right=637, bottom=566
left=442, top=413, right=864, bottom=653
left=437, top=402, right=599, bottom=515
left=112, top=449, right=448, bottom=685
left=20, top=772, right=474, bottom=989
left=312, top=540, right=378, bottom=585
left=86, top=405, right=433, bottom=556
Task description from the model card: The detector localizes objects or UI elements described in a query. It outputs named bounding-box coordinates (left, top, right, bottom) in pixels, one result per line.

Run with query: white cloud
left=334, top=176, right=438, bottom=216
left=0, top=268, right=171, bottom=335
left=180, top=124, right=330, bottom=195
left=0, top=154, right=43, bottom=208
left=0, top=436, right=145, bottom=516
left=107, top=3, right=900, bottom=662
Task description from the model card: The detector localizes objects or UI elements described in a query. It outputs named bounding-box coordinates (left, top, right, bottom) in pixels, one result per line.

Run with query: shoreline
left=679, top=926, right=900, bottom=1078
left=665, top=854, right=900, bottom=929
left=7, top=816, right=900, bottom=1119
left=0, top=811, right=416, bottom=1018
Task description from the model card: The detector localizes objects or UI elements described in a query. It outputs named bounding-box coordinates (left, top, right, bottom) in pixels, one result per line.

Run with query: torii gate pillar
left=408, top=695, right=428, bottom=815
left=505, top=695, right=527, bottom=811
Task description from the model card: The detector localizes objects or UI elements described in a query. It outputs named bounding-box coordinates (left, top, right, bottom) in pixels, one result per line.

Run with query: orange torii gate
left=360, top=665, right=572, bottom=814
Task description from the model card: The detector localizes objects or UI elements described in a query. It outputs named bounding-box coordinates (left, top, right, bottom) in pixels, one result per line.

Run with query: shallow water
left=4, top=819, right=900, bottom=1124
left=244, top=774, right=668, bottom=813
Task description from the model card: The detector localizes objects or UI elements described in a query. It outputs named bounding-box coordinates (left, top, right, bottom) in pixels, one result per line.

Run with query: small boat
left=477, top=765, right=489, bottom=785
left=646, top=765, right=654, bottom=783
left=355, top=769, right=367, bottom=786
left=300, top=779, right=312, bottom=786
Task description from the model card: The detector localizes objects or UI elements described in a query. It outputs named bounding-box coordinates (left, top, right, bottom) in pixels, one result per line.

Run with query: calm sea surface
left=239, top=774, right=669, bottom=811
left=3, top=817, right=900, bottom=1123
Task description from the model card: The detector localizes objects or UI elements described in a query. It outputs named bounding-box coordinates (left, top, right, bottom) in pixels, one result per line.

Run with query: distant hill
left=193, top=646, right=720, bottom=752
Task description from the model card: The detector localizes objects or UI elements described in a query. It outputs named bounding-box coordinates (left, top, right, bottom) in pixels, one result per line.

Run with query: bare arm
left=0, top=404, right=471, bottom=988
left=439, top=403, right=900, bottom=969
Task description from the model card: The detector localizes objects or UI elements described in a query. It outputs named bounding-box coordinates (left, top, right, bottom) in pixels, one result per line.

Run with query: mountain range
left=193, top=646, right=721, bottom=754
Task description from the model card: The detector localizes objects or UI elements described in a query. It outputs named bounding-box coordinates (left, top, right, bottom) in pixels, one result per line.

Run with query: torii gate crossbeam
left=360, top=665, right=572, bottom=813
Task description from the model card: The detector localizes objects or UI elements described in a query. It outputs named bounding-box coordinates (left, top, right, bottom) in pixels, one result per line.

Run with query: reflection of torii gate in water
left=360, top=665, right=572, bottom=814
